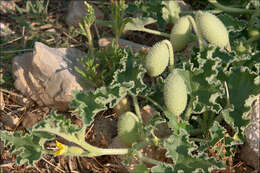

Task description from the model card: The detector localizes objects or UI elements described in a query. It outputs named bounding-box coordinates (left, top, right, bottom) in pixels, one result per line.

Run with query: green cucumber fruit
left=145, top=40, right=171, bottom=77
left=164, top=70, right=187, bottom=116
left=170, top=16, right=192, bottom=51
left=117, top=112, right=139, bottom=146
left=196, top=11, right=229, bottom=48
left=133, top=163, right=149, bottom=173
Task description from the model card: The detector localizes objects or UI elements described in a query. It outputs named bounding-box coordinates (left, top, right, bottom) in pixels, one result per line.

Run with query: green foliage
left=2, top=1, right=260, bottom=172
left=111, top=0, right=131, bottom=45
left=0, top=130, right=54, bottom=166
left=125, top=0, right=166, bottom=30
left=163, top=129, right=224, bottom=173
left=184, top=45, right=260, bottom=139
left=15, top=0, right=49, bottom=17
left=71, top=48, right=146, bottom=125
left=124, top=17, right=157, bottom=32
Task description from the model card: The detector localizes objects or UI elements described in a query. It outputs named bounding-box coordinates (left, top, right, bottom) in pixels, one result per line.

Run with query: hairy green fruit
left=133, top=163, right=148, bottom=173
left=170, top=16, right=192, bottom=51
left=144, top=40, right=171, bottom=77
left=113, top=97, right=130, bottom=115
left=248, top=28, right=259, bottom=37
left=117, top=112, right=139, bottom=146
left=164, top=70, right=187, bottom=116
left=196, top=11, right=229, bottom=48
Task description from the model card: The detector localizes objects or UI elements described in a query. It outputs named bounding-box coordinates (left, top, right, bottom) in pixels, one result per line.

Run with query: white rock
left=12, top=42, right=91, bottom=111
left=241, top=96, right=260, bottom=169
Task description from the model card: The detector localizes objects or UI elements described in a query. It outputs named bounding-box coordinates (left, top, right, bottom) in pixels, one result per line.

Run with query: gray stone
left=241, top=96, right=260, bottom=169
left=12, top=42, right=90, bottom=111
left=66, top=1, right=104, bottom=26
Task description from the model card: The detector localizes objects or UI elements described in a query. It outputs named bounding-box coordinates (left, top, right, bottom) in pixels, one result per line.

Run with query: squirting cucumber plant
left=0, top=0, right=260, bottom=172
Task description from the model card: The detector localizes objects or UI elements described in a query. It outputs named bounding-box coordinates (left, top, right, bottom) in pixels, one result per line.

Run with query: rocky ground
left=0, top=0, right=259, bottom=173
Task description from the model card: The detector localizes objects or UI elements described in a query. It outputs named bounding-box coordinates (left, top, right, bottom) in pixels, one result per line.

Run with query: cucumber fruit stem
left=209, top=0, right=256, bottom=14
left=162, top=40, right=174, bottom=71
left=132, top=95, right=142, bottom=122
left=186, top=15, right=205, bottom=51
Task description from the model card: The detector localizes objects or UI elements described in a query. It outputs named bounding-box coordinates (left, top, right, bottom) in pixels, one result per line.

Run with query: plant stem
left=141, top=28, right=170, bottom=38
left=180, top=10, right=222, bottom=15
left=189, top=128, right=203, bottom=136
left=189, top=137, right=208, bottom=142
left=183, top=97, right=193, bottom=121
left=85, top=24, right=94, bottom=58
left=187, top=15, right=204, bottom=51
left=208, top=0, right=256, bottom=14
left=132, top=95, right=142, bottom=122
left=137, top=151, right=167, bottom=166
left=34, top=128, right=129, bottom=157
left=162, top=40, right=174, bottom=71
left=139, top=95, right=165, bottom=112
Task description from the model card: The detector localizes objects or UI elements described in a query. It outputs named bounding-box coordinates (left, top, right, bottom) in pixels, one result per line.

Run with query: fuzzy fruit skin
left=164, top=70, right=187, bottom=116
left=133, top=164, right=148, bottom=173
left=117, top=112, right=139, bottom=146
left=170, top=16, right=192, bottom=51
left=196, top=11, right=229, bottom=48
left=145, top=40, right=170, bottom=77
left=248, top=28, right=259, bottom=37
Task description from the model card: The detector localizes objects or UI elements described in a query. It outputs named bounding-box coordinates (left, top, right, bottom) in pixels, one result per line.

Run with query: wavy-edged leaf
left=217, top=66, right=260, bottom=138
left=0, top=130, right=54, bottom=166
left=162, top=1, right=180, bottom=23
left=164, top=129, right=224, bottom=173
left=184, top=47, right=224, bottom=113
left=124, top=17, right=156, bottom=31
left=198, top=121, right=238, bottom=155
left=71, top=48, right=146, bottom=126
left=218, top=14, right=247, bottom=33
left=111, top=48, right=147, bottom=96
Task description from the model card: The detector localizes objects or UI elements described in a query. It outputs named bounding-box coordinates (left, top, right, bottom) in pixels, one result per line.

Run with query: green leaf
left=71, top=48, right=146, bottom=126
left=184, top=47, right=224, bottom=113
left=0, top=130, right=54, bottom=166
left=217, top=14, right=247, bottom=32
left=151, top=164, right=174, bottom=173
left=217, top=66, right=260, bottom=138
left=111, top=48, right=147, bottom=96
left=124, top=17, right=156, bottom=31
left=164, top=129, right=224, bottom=173
left=162, top=0, right=180, bottom=23
left=71, top=88, right=114, bottom=125
left=198, top=121, right=239, bottom=158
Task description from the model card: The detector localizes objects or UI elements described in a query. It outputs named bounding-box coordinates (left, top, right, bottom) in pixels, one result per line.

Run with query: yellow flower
left=54, top=141, right=68, bottom=157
